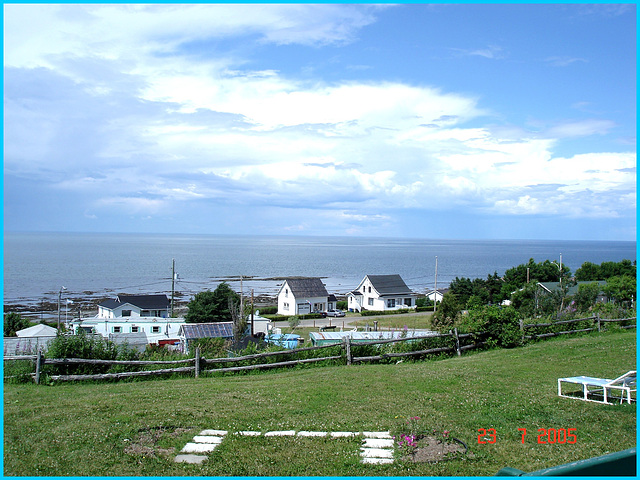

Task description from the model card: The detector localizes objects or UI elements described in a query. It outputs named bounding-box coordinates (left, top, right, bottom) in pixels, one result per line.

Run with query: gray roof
left=538, top=281, right=608, bottom=296
left=367, top=274, right=414, bottom=296
left=180, top=322, right=234, bottom=340
left=99, top=294, right=170, bottom=310
left=283, top=278, right=329, bottom=298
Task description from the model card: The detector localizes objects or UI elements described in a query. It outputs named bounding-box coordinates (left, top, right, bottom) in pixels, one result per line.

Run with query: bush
left=45, top=332, right=134, bottom=375
left=257, top=306, right=278, bottom=315
left=190, top=337, right=228, bottom=357
left=466, top=306, right=523, bottom=348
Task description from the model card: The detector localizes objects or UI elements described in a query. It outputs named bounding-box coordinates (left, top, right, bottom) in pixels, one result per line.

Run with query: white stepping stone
left=264, top=430, right=296, bottom=436
left=174, top=454, right=208, bottom=464
left=363, top=431, right=392, bottom=438
left=193, top=435, right=224, bottom=444
left=199, top=429, right=227, bottom=436
left=330, top=431, right=358, bottom=437
left=360, top=447, right=394, bottom=459
left=236, top=431, right=262, bottom=436
left=297, top=431, right=327, bottom=437
left=363, top=438, right=395, bottom=448
left=181, top=442, right=218, bottom=453
left=362, top=457, right=394, bottom=464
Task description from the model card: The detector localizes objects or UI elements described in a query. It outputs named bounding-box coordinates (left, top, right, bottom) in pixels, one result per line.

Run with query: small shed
left=16, top=324, right=58, bottom=337
left=108, top=332, right=150, bottom=353
left=179, top=322, right=234, bottom=353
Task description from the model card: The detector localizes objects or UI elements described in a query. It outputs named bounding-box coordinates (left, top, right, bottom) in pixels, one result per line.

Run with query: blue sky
left=3, top=4, right=636, bottom=240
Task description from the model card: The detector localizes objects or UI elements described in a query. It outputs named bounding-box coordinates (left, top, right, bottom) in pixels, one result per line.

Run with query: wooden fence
left=521, top=316, right=635, bottom=340
left=4, top=317, right=635, bottom=384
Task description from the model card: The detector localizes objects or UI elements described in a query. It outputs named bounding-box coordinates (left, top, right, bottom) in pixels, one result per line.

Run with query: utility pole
left=251, top=289, right=255, bottom=337
left=434, top=256, right=438, bottom=315
left=171, top=259, right=175, bottom=318
left=57, top=286, right=66, bottom=331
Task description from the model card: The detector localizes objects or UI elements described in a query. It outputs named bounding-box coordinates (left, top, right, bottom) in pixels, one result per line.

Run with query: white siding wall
left=277, top=281, right=329, bottom=315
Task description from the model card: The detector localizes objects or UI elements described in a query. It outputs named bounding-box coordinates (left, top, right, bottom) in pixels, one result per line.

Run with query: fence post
left=35, top=350, right=43, bottom=385
left=194, top=347, right=200, bottom=378
left=453, top=328, right=461, bottom=356
left=596, top=315, right=601, bottom=332
left=519, top=318, right=524, bottom=343
left=343, top=336, right=352, bottom=366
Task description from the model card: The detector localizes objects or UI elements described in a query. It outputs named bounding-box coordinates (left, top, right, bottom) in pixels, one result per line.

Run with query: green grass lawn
left=3, top=330, right=636, bottom=476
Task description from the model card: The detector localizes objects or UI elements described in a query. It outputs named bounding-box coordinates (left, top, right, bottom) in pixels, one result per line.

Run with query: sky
left=3, top=3, right=636, bottom=241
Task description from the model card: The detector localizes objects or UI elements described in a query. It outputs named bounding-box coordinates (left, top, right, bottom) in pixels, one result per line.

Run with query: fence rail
left=4, top=316, right=635, bottom=384
left=521, top=316, right=635, bottom=340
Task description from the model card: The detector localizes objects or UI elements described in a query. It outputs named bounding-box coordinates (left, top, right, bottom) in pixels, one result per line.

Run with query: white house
left=70, top=316, right=185, bottom=346
left=97, top=294, right=171, bottom=319
left=347, top=274, right=417, bottom=312
left=277, top=278, right=335, bottom=315
left=426, top=289, right=448, bottom=303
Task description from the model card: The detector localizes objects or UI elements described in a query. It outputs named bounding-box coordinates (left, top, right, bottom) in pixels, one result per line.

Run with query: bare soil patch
left=124, top=426, right=194, bottom=458
left=405, top=436, right=470, bottom=463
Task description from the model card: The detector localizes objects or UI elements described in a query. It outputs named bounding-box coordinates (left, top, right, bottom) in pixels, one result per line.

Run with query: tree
left=603, top=275, right=636, bottom=305
left=228, top=295, right=248, bottom=343
left=573, top=282, right=601, bottom=311
left=432, top=292, right=461, bottom=329
left=575, top=259, right=636, bottom=281
left=470, top=306, right=522, bottom=348
left=4, top=312, right=29, bottom=337
left=185, top=282, right=241, bottom=323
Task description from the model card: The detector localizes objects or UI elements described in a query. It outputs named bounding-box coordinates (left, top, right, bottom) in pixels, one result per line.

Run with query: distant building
left=426, top=288, right=449, bottom=303
left=69, top=316, right=185, bottom=346
left=277, top=278, right=335, bottom=315
left=98, top=294, right=171, bottom=319
left=347, top=274, right=417, bottom=312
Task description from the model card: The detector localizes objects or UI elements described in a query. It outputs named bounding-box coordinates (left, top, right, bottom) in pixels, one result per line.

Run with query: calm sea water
left=3, top=232, right=637, bottom=307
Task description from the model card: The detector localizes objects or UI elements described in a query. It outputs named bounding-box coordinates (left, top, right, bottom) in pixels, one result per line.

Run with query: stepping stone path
left=174, top=429, right=395, bottom=465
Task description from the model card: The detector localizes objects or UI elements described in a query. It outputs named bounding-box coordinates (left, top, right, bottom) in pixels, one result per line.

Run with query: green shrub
left=257, top=306, right=278, bottom=315
left=466, top=306, right=523, bottom=348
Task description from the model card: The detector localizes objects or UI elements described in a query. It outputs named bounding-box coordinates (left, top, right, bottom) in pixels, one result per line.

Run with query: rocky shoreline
left=4, top=291, right=279, bottom=322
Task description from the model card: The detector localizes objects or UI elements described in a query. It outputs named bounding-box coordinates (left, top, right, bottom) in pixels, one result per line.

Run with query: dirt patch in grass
left=124, top=426, right=194, bottom=458
left=405, top=436, right=471, bottom=463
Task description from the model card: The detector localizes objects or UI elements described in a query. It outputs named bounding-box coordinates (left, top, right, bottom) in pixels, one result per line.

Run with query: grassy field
left=3, top=330, right=636, bottom=476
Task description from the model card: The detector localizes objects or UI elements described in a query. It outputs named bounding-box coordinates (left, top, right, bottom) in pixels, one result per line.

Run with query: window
left=368, top=298, right=374, bottom=306
left=285, top=289, right=288, bottom=298
left=284, top=302, right=289, bottom=311
left=368, top=286, right=371, bottom=293
left=131, top=326, right=139, bottom=333
left=113, top=326, right=122, bottom=333
left=122, top=310, right=132, bottom=317
left=387, top=299, right=396, bottom=308
left=151, top=326, right=161, bottom=333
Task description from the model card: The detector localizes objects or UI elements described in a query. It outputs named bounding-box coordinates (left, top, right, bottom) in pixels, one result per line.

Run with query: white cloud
left=3, top=4, right=635, bottom=236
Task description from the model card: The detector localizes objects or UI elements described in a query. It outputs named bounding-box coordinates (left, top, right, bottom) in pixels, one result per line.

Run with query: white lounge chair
left=558, top=371, right=636, bottom=404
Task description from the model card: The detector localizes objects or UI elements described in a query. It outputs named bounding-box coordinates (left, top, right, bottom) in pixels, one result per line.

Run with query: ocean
left=3, top=232, right=636, bottom=313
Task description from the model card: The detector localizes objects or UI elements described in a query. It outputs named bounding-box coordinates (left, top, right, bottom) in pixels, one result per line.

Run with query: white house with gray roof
left=347, top=274, right=417, bottom=312
left=97, top=294, right=171, bottom=318
left=277, top=278, right=334, bottom=315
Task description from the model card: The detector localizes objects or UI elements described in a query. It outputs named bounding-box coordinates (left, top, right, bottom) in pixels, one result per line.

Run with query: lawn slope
left=3, top=330, right=636, bottom=476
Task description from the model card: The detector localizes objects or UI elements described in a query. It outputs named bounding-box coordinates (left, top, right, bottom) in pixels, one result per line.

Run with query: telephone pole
left=434, top=256, right=438, bottom=315
left=171, top=259, right=176, bottom=318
